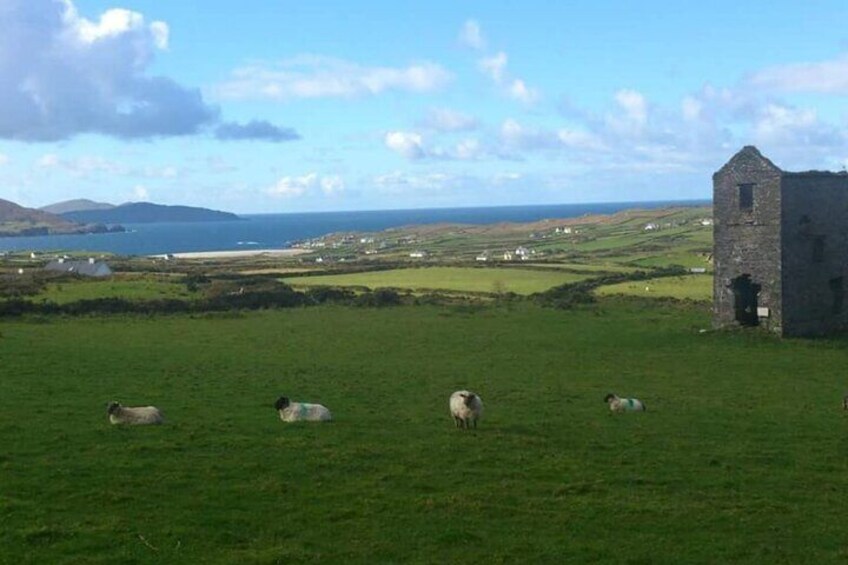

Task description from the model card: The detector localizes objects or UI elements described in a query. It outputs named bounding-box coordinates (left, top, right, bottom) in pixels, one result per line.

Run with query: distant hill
left=0, top=198, right=123, bottom=237
left=62, top=202, right=241, bottom=224
left=40, top=199, right=115, bottom=214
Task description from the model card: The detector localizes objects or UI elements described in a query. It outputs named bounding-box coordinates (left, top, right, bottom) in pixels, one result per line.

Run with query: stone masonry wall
left=712, top=147, right=783, bottom=333
left=780, top=173, right=848, bottom=336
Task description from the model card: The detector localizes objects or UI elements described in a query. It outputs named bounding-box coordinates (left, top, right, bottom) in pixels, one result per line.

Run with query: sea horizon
left=0, top=198, right=711, bottom=256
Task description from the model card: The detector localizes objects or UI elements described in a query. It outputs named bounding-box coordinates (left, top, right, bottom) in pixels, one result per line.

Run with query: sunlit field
left=283, top=266, right=592, bottom=295
left=595, top=274, right=712, bottom=301
left=3, top=300, right=848, bottom=563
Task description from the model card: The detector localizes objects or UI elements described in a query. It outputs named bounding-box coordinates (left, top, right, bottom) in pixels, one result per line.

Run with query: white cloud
left=0, top=154, right=8, bottom=166
left=492, top=172, right=522, bottom=184
left=477, top=50, right=539, bottom=105
left=508, top=79, right=539, bottom=104
left=479, top=52, right=508, bottom=83
left=751, top=103, right=839, bottom=147
left=459, top=19, right=486, bottom=50
left=385, top=131, right=426, bottom=160
left=142, top=166, right=180, bottom=179
left=0, top=0, right=216, bottom=141
left=423, top=108, right=478, bottom=132
left=500, top=119, right=557, bottom=150
left=267, top=173, right=345, bottom=198
left=320, top=175, right=345, bottom=196
left=372, top=171, right=458, bottom=193
left=556, top=128, right=607, bottom=151
left=749, top=53, right=848, bottom=94
left=217, top=56, right=451, bottom=100
left=681, top=96, right=703, bottom=122
left=69, top=6, right=167, bottom=48
left=605, top=89, right=649, bottom=136
left=268, top=173, right=317, bottom=198
left=35, top=154, right=128, bottom=176
left=455, top=138, right=483, bottom=160
left=38, top=154, right=60, bottom=168
left=132, top=185, right=150, bottom=201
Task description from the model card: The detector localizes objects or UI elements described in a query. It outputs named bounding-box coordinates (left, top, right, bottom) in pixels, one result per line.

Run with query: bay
left=0, top=200, right=709, bottom=256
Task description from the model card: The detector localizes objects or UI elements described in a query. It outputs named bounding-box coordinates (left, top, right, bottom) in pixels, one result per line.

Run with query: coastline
left=151, top=248, right=311, bottom=260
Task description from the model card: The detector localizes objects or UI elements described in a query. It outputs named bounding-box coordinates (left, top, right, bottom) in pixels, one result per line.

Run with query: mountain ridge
left=40, top=199, right=115, bottom=214
left=62, top=202, right=241, bottom=223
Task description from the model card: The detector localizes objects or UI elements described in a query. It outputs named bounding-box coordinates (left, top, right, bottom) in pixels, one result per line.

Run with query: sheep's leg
left=472, top=418, right=477, bottom=429
left=454, top=416, right=461, bottom=428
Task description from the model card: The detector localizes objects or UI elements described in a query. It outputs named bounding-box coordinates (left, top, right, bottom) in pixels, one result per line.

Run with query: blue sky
left=1, top=0, right=847, bottom=213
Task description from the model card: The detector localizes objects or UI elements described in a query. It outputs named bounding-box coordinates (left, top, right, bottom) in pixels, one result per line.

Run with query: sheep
left=450, top=390, right=483, bottom=429
left=106, top=401, right=164, bottom=425
left=274, top=396, right=332, bottom=422
left=604, top=393, right=646, bottom=413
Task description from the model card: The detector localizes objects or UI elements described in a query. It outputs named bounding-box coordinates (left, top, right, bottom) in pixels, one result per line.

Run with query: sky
left=1, top=0, right=847, bottom=214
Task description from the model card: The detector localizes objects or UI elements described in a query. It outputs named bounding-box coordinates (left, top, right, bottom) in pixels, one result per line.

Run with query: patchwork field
left=32, top=275, right=192, bottom=304
left=283, top=266, right=593, bottom=295
left=596, top=273, right=713, bottom=301
left=3, top=300, right=848, bottom=563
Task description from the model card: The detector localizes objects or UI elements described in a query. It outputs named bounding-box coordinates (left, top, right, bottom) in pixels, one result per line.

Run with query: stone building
left=713, top=146, right=848, bottom=336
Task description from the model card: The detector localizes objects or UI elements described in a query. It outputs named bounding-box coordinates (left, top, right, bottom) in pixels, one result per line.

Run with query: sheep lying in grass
left=107, top=401, right=164, bottom=425
left=450, top=390, right=483, bottom=429
left=604, top=393, right=646, bottom=413
left=274, top=396, right=332, bottom=422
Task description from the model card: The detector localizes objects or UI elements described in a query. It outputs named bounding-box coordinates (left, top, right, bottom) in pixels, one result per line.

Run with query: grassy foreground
left=3, top=301, right=848, bottom=563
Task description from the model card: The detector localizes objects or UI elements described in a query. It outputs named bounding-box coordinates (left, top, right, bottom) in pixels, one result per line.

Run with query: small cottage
left=44, top=257, right=112, bottom=277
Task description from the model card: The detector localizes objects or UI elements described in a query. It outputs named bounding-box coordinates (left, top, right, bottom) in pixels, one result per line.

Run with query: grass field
left=3, top=300, right=848, bottom=563
left=283, top=266, right=591, bottom=295
left=596, top=274, right=713, bottom=301
left=32, top=276, right=192, bottom=304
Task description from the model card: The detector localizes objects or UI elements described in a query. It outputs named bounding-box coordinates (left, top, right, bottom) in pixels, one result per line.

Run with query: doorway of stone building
left=731, top=274, right=761, bottom=326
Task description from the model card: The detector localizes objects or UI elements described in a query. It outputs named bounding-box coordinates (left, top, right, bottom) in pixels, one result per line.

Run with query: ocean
left=0, top=200, right=710, bottom=256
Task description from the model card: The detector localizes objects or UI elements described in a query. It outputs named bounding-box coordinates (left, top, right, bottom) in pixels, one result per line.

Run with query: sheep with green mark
left=274, top=396, right=332, bottom=422
left=604, top=393, right=646, bottom=412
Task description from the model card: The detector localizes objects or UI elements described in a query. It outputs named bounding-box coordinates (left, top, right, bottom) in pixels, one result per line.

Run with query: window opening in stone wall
left=813, top=236, right=825, bottom=263
left=738, top=183, right=754, bottom=211
left=730, top=274, right=761, bottom=326
left=830, top=277, right=844, bottom=314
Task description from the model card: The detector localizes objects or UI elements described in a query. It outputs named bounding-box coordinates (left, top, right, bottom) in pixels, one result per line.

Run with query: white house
left=515, top=246, right=532, bottom=260
left=409, top=250, right=428, bottom=258
left=44, top=257, right=112, bottom=277
left=643, top=223, right=659, bottom=231
left=475, top=251, right=490, bottom=262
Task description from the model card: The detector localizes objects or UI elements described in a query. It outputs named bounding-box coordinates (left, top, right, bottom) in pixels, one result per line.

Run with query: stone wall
left=780, top=173, right=848, bottom=336
left=712, top=147, right=783, bottom=333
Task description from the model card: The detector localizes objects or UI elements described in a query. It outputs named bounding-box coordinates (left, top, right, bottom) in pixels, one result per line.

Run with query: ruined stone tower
left=713, top=146, right=848, bottom=336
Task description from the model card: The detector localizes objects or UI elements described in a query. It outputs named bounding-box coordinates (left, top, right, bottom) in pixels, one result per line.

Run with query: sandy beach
left=151, top=248, right=311, bottom=260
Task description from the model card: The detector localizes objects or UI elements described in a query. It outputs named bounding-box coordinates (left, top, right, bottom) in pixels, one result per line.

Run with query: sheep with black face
left=107, top=401, right=164, bottom=425
left=274, top=396, right=332, bottom=422
left=450, top=390, right=483, bottom=429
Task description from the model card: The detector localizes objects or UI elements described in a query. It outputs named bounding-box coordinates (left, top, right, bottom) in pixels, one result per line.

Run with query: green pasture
left=31, top=276, right=193, bottom=304
left=596, top=274, right=712, bottom=301
left=283, top=266, right=591, bottom=295
left=3, top=301, right=848, bottom=563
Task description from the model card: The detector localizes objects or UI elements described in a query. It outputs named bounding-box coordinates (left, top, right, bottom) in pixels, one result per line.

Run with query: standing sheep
left=274, top=396, right=332, bottom=422
left=106, top=401, right=164, bottom=425
left=604, top=393, right=646, bottom=413
left=450, top=390, right=483, bottom=429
